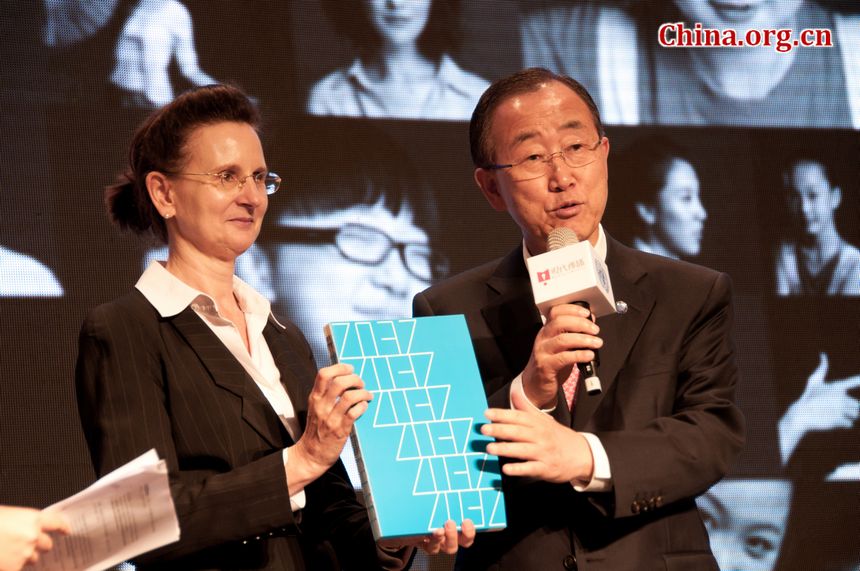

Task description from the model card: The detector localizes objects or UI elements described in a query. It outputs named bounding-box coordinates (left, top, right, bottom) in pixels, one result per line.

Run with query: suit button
left=563, top=554, right=578, bottom=570
left=655, top=495, right=663, bottom=507
left=631, top=500, right=641, bottom=514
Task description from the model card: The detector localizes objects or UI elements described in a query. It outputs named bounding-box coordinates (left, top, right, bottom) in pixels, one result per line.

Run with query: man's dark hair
left=469, top=67, right=604, bottom=168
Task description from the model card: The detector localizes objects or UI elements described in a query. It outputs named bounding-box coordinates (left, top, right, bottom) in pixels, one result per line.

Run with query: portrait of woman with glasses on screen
left=306, top=0, right=488, bottom=120
left=264, top=129, right=446, bottom=370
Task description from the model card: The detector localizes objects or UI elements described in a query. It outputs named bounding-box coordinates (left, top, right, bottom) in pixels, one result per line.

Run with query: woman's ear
left=146, top=171, right=176, bottom=219
left=634, top=201, right=656, bottom=225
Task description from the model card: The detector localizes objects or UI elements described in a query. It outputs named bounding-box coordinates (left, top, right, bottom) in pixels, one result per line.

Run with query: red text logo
left=658, top=22, right=833, bottom=53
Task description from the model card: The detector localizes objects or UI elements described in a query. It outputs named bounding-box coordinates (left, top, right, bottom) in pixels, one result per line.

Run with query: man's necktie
left=563, top=365, right=580, bottom=410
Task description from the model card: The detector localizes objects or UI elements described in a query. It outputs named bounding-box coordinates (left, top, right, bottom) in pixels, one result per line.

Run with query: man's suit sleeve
left=75, top=304, right=298, bottom=563
left=597, top=272, right=745, bottom=519
left=412, top=291, right=435, bottom=318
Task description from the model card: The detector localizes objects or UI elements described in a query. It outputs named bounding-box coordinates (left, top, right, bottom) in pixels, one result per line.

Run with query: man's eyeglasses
left=165, top=170, right=281, bottom=195
left=268, top=223, right=447, bottom=282
left=483, top=140, right=603, bottom=181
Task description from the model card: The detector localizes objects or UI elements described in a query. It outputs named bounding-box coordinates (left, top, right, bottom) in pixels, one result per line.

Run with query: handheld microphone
left=526, top=228, right=615, bottom=395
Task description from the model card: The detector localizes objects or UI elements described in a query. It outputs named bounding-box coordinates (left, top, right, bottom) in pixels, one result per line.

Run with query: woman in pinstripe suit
left=76, top=84, right=471, bottom=570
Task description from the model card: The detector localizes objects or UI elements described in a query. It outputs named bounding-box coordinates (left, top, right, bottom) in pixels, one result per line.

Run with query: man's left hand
left=482, top=390, right=594, bottom=484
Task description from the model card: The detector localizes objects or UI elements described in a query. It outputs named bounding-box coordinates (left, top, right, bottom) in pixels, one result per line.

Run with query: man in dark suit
left=413, top=68, right=744, bottom=570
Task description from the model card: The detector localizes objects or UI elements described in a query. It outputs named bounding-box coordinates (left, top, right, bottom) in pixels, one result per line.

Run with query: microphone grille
left=547, top=227, right=579, bottom=251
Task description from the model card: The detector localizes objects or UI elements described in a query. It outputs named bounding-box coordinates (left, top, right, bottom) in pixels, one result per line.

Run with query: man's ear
left=474, top=168, right=507, bottom=212
left=634, top=201, right=656, bottom=225
left=146, top=171, right=175, bottom=218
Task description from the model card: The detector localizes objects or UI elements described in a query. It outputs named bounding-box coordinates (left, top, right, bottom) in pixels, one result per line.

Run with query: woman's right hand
left=287, top=363, right=373, bottom=492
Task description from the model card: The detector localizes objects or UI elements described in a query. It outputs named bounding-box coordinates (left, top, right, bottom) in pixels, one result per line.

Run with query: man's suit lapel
left=475, top=239, right=657, bottom=428
left=170, top=308, right=290, bottom=449
left=573, top=237, right=655, bottom=430
left=480, top=247, right=543, bottom=383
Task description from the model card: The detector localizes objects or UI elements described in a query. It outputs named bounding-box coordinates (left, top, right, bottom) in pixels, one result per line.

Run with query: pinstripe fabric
left=75, top=289, right=385, bottom=570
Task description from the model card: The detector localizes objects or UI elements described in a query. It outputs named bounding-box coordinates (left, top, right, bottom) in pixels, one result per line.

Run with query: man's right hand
left=522, top=304, right=603, bottom=409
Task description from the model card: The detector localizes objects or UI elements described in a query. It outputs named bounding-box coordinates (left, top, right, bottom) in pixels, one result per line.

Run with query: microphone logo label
left=536, top=260, right=587, bottom=285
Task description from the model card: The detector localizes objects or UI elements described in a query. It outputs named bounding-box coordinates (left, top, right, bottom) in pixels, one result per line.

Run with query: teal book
left=324, top=315, right=506, bottom=540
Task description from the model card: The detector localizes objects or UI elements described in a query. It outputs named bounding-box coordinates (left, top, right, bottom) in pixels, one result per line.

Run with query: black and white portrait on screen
left=696, top=477, right=792, bottom=571
left=613, top=136, right=707, bottom=260
left=520, top=0, right=860, bottom=128
left=774, top=157, right=860, bottom=296
left=306, top=0, right=488, bottom=119
left=109, top=0, right=217, bottom=108
left=40, top=0, right=219, bottom=109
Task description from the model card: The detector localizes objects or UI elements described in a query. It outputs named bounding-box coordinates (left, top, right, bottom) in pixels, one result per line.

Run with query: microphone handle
left=572, top=301, right=602, bottom=395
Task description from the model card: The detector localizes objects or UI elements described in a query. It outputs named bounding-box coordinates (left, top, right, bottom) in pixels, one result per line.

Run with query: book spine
left=323, top=323, right=338, bottom=366
left=350, top=430, right=382, bottom=539
left=324, top=323, right=384, bottom=539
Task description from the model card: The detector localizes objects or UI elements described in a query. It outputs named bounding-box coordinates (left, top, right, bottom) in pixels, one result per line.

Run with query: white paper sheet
left=32, top=449, right=180, bottom=571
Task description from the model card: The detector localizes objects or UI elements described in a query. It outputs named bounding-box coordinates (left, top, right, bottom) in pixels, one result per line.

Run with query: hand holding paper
left=0, top=506, right=69, bottom=571
left=29, top=449, right=180, bottom=571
